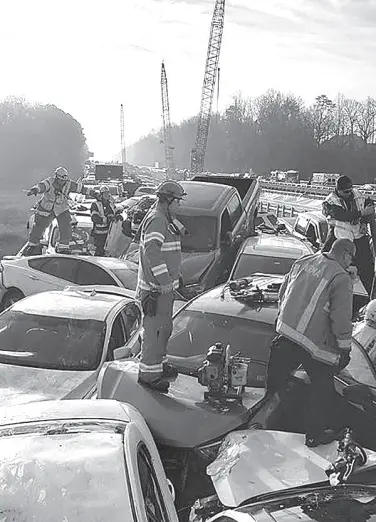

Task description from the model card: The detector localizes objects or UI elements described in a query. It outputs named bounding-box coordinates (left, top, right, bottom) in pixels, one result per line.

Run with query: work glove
left=141, top=291, right=159, bottom=317
left=115, top=213, right=123, bottom=222
left=160, top=282, right=174, bottom=294
left=338, top=350, right=351, bottom=372
left=27, top=187, right=38, bottom=196
left=346, top=265, right=358, bottom=282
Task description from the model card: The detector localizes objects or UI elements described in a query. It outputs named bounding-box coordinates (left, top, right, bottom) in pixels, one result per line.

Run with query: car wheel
left=2, top=289, right=25, bottom=310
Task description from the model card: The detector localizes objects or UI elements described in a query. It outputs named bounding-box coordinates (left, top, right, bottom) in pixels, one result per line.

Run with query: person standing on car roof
left=90, top=185, right=122, bottom=256
left=25, top=166, right=95, bottom=256
left=68, top=215, right=90, bottom=255
left=137, top=180, right=186, bottom=392
left=322, top=175, right=376, bottom=297
left=266, top=238, right=355, bottom=448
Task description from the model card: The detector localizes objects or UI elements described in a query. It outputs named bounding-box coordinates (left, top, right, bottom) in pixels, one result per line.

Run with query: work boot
left=23, top=244, right=42, bottom=257
left=162, top=362, right=178, bottom=380
left=138, top=376, right=170, bottom=393
left=56, top=248, right=71, bottom=255
left=305, top=429, right=338, bottom=448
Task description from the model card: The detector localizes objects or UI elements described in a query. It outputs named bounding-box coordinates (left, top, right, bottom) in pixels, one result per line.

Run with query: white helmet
left=365, top=300, right=376, bottom=325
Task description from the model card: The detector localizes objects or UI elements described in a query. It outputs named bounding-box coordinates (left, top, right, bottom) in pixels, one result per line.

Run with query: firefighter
left=353, top=300, right=376, bottom=365
left=68, top=215, right=90, bottom=255
left=137, top=180, right=187, bottom=392
left=25, top=166, right=95, bottom=255
left=322, top=175, right=375, bottom=297
left=266, top=238, right=355, bottom=448
left=90, top=185, right=119, bottom=256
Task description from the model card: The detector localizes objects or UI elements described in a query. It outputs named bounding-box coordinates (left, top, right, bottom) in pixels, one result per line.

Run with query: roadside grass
left=0, top=191, right=31, bottom=257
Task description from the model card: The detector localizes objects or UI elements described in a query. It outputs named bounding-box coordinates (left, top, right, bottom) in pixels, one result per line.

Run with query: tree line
left=0, top=97, right=88, bottom=188
left=128, top=91, right=376, bottom=183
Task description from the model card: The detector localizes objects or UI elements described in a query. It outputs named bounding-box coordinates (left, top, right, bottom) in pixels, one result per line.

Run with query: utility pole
left=161, top=61, right=175, bottom=180
left=120, top=104, right=126, bottom=173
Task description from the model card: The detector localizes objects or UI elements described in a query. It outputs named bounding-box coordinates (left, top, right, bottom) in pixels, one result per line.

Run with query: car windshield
left=176, top=215, right=217, bottom=252
left=112, top=268, right=138, bottom=291
left=232, top=254, right=296, bottom=278
left=0, top=311, right=105, bottom=370
left=167, top=309, right=274, bottom=362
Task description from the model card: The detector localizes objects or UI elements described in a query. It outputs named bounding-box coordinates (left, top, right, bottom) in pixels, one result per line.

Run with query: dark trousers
left=93, top=234, right=107, bottom=256
left=266, top=336, right=336, bottom=438
left=323, top=229, right=374, bottom=296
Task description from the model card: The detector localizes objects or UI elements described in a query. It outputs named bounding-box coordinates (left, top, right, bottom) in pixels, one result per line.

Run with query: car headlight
left=195, top=438, right=224, bottom=463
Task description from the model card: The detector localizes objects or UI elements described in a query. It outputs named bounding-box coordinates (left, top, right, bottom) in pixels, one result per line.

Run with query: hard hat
left=365, top=300, right=376, bottom=324
left=54, top=166, right=69, bottom=181
left=99, top=185, right=110, bottom=194
left=156, top=181, right=186, bottom=200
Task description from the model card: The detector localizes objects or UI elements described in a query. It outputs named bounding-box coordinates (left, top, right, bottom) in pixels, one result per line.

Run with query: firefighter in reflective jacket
left=137, top=180, right=187, bottom=392
left=322, top=175, right=375, bottom=296
left=25, top=166, right=95, bottom=255
left=266, top=238, right=355, bottom=448
left=90, top=185, right=117, bottom=256
left=353, top=300, right=376, bottom=366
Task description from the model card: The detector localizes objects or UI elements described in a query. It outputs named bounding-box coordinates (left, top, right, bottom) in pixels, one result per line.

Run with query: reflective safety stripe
left=139, top=362, right=163, bottom=373
left=76, top=182, right=83, bottom=193
left=277, top=320, right=339, bottom=365
left=152, top=263, right=169, bottom=277
left=338, top=338, right=351, bottom=350
left=36, top=209, right=51, bottom=217
left=161, top=241, right=181, bottom=252
left=143, top=231, right=165, bottom=244
left=296, top=279, right=328, bottom=333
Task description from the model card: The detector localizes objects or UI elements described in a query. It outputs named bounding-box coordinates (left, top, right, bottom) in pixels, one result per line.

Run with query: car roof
left=183, top=275, right=281, bottom=325
left=240, top=234, right=312, bottom=259
left=90, top=256, right=138, bottom=271
left=0, top=400, right=133, bottom=522
left=0, top=399, right=133, bottom=426
left=10, top=289, right=132, bottom=320
left=179, top=181, right=234, bottom=215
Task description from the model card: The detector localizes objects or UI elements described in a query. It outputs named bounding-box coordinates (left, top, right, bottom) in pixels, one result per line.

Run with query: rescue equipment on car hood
left=224, top=275, right=282, bottom=305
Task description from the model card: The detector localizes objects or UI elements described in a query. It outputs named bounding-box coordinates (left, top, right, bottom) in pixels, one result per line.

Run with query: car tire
left=2, top=289, right=25, bottom=310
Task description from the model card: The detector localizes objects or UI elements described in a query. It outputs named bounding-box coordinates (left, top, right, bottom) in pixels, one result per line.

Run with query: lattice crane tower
left=161, top=61, right=175, bottom=180
left=191, top=0, right=226, bottom=172
left=120, top=104, right=126, bottom=169
left=191, top=0, right=225, bottom=173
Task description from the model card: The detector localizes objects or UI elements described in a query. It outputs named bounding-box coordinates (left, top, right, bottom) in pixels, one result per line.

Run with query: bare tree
left=309, top=94, right=336, bottom=146
left=356, top=97, right=376, bottom=144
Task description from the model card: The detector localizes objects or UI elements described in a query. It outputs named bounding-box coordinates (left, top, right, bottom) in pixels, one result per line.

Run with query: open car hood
left=207, top=430, right=376, bottom=508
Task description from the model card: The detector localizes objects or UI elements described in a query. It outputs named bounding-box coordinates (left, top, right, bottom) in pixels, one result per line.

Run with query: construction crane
left=120, top=104, right=126, bottom=171
left=191, top=0, right=225, bottom=173
left=161, top=61, right=175, bottom=180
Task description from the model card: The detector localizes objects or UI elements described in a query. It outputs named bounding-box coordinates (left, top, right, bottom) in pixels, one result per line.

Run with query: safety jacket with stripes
left=322, top=189, right=368, bottom=240
left=353, top=322, right=376, bottom=364
left=30, top=177, right=94, bottom=217
left=90, top=200, right=116, bottom=235
left=136, top=204, right=185, bottom=295
left=277, top=252, right=353, bottom=366
left=69, top=228, right=90, bottom=255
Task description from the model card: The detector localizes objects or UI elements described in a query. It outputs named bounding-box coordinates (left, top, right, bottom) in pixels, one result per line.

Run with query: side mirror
left=277, top=223, right=286, bottom=231
left=343, top=384, right=374, bottom=407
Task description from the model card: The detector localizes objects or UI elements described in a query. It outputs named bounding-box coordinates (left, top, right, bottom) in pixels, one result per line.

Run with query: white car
left=134, top=185, right=157, bottom=197
left=0, top=399, right=178, bottom=521
left=0, top=254, right=139, bottom=309
left=42, top=213, right=94, bottom=254
left=229, top=233, right=313, bottom=279
left=0, top=287, right=140, bottom=404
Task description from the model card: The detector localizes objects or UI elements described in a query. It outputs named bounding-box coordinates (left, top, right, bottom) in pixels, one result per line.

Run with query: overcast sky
left=2, top=0, right=376, bottom=159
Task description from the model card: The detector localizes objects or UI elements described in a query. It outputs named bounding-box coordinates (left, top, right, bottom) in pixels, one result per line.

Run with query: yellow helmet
left=156, top=181, right=186, bottom=201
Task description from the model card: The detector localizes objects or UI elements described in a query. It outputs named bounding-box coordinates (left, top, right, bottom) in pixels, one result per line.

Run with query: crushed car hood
left=207, top=430, right=376, bottom=508
left=0, top=363, right=96, bottom=406
left=180, top=251, right=216, bottom=285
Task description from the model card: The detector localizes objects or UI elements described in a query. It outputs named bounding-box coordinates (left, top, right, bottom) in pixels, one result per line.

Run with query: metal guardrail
left=259, top=200, right=299, bottom=218
left=260, top=180, right=376, bottom=201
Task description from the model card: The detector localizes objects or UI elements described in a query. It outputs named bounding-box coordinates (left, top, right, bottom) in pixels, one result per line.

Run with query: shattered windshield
left=0, top=311, right=105, bottom=370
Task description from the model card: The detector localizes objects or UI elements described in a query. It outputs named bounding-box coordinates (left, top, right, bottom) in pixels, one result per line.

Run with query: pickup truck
left=123, top=175, right=260, bottom=298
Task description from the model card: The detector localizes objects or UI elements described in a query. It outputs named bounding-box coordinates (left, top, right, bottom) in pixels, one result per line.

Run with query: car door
left=124, top=425, right=178, bottom=521
left=3, top=257, right=78, bottom=296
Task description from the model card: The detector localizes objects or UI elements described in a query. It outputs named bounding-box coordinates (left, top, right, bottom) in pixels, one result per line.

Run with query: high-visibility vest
left=277, top=252, right=353, bottom=365
left=324, top=189, right=367, bottom=240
